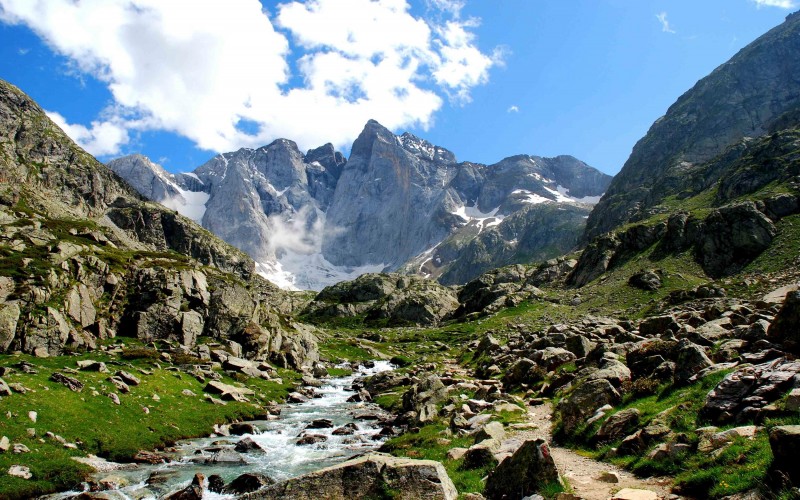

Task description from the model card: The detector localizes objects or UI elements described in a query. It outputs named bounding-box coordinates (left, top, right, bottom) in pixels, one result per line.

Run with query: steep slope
left=0, top=79, right=317, bottom=366
left=585, top=11, right=800, bottom=241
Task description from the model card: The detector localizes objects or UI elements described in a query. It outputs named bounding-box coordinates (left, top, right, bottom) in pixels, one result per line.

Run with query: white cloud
left=46, top=110, right=129, bottom=156
left=507, top=105, right=519, bottom=113
left=656, top=12, right=676, bottom=34
left=0, top=0, right=498, bottom=158
left=751, top=0, right=797, bottom=7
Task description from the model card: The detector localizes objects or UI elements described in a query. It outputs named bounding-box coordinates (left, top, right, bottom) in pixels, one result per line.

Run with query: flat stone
left=610, top=489, right=659, bottom=500
left=8, top=465, right=32, bottom=479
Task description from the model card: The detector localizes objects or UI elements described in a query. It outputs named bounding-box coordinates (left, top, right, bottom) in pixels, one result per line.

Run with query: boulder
left=401, top=374, right=447, bottom=425
left=229, top=423, right=258, bottom=436
left=768, top=291, right=800, bottom=353
left=484, top=439, right=559, bottom=500
left=474, top=421, right=506, bottom=444
left=223, top=472, right=275, bottom=494
left=536, top=347, right=577, bottom=371
left=595, top=408, right=641, bottom=443
left=0, top=303, right=20, bottom=351
left=701, top=359, right=800, bottom=423
left=8, top=465, right=32, bottom=479
left=696, top=202, right=777, bottom=277
left=638, top=315, right=679, bottom=337
left=674, top=340, right=713, bottom=384
left=49, top=372, right=84, bottom=392
left=628, top=270, right=662, bottom=291
left=502, top=358, right=544, bottom=387
left=557, top=378, right=621, bottom=434
left=235, top=437, right=265, bottom=453
left=238, top=453, right=457, bottom=499
left=769, top=425, right=800, bottom=483
left=165, top=473, right=204, bottom=500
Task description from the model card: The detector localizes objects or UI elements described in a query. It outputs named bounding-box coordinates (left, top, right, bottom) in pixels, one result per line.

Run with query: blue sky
left=0, top=0, right=795, bottom=175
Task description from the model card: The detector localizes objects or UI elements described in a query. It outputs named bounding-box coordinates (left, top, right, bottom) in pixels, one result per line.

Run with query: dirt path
left=512, top=403, right=673, bottom=500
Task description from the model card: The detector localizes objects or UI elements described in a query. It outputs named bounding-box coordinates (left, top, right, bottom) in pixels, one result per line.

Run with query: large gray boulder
left=484, top=439, right=559, bottom=500
left=557, top=378, right=621, bottom=434
left=241, top=453, right=457, bottom=499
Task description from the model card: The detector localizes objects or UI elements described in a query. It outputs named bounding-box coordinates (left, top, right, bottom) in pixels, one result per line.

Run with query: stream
left=51, top=360, right=394, bottom=499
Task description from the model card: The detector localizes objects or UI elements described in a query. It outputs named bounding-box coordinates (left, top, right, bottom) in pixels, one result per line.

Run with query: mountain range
left=109, top=121, right=611, bottom=290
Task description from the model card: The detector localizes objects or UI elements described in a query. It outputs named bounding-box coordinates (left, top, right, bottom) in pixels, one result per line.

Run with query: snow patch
left=554, top=185, right=603, bottom=204
left=451, top=204, right=504, bottom=233
left=161, top=184, right=210, bottom=224
left=257, top=254, right=386, bottom=291
left=512, top=189, right=552, bottom=205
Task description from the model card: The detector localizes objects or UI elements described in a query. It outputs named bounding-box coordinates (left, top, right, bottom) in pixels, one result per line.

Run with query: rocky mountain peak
left=399, top=132, right=457, bottom=164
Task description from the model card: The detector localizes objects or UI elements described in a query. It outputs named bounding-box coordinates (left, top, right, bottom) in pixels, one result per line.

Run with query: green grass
left=0, top=351, right=298, bottom=499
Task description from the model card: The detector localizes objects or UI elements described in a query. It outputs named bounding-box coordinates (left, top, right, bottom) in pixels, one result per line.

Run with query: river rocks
left=240, top=452, right=457, bottom=500
left=165, top=473, right=204, bottom=500
left=307, top=418, right=334, bottom=429
left=701, top=358, right=800, bottom=423
left=223, top=473, right=275, bottom=494
left=133, top=450, right=170, bottom=464
left=332, top=423, right=359, bottom=436
left=768, top=291, right=800, bottom=353
left=229, top=423, right=258, bottom=436
left=49, top=372, right=84, bottom=392
left=557, top=379, right=621, bottom=434
left=484, top=439, right=558, bottom=500
left=234, top=437, right=264, bottom=453
left=296, top=434, right=327, bottom=445
left=769, top=425, right=800, bottom=483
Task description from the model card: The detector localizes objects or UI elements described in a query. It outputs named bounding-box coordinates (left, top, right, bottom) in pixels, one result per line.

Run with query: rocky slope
left=0, top=79, right=317, bottom=367
left=110, top=122, right=610, bottom=290
left=585, top=10, right=800, bottom=241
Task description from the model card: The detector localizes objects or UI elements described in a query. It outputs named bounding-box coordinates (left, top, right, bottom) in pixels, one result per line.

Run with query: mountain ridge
left=110, top=119, right=612, bottom=290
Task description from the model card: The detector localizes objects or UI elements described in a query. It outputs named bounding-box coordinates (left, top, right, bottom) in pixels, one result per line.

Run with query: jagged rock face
left=111, top=120, right=610, bottom=289
left=322, top=121, right=461, bottom=269
left=585, top=11, right=800, bottom=241
left=107, top=155, right=185, bottom=203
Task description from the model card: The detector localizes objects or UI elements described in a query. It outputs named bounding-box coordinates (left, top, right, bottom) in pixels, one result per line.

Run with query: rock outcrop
left=241, top=453, right=458, bottom=500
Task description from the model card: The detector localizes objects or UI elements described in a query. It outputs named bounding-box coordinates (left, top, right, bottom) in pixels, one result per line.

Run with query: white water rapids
left=49, top=361, right=394, bottom=499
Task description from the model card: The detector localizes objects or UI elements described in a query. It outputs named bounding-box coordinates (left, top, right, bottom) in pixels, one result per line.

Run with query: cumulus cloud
left=751, top=0, right=797, bottom=7
left=507, top=105, right=519, bottom=113
left=656, top=12, right=676, bottom=34
left=0, top=0, right=498, bottom=157
left=46, top=110, right=130, bottom=156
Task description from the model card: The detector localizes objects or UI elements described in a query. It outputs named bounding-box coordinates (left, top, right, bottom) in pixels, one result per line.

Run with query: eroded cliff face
left=584, top=11, right=800, bottom=241
left=0, top=80, right=318, bottom=366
